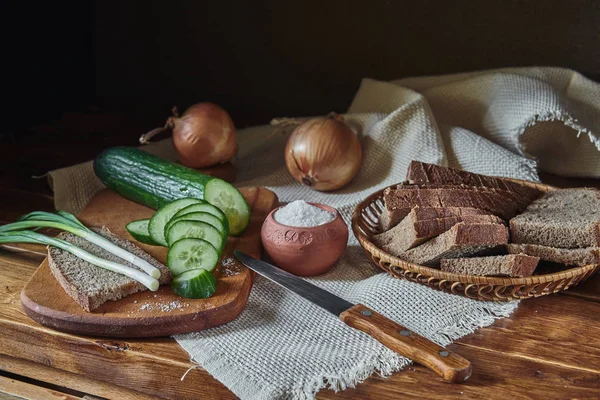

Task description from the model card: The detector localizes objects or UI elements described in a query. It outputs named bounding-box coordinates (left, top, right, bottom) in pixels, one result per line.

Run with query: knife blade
left=234, top=250, right=472, bottom=383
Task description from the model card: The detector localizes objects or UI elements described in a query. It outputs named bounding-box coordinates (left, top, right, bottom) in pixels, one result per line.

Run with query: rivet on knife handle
left=340, top=304, right=472, bottom=383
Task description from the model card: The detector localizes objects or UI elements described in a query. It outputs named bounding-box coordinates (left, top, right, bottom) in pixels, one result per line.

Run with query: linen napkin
left=47, top=67, right=600, bottom=399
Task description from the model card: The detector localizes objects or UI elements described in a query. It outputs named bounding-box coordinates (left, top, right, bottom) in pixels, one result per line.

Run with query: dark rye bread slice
left=406, top=183, right=530, bottom=211
left=378, top=206, right=494, bottom=231
left=510, top=189, right=600, bottom=249
left=507, top=243, right=600, bottom=267
left=48, top=227, right=171, bottom=312
left=398, top=222, right=509, bottom=266
left=373, top=208, right=504, bottom=254
left=406, top=161, right=543, bottom=204
left=383, top=186, right=521, bottom=220
left=440, top=254, right=540, bottom=277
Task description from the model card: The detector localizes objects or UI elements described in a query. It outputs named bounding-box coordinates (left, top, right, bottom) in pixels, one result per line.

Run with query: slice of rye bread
left=406, top=160, right=543, bottom=204
left=507, top=243, right=600, bottom=267
left=510, top=189, right=600, bottom=248
left=392, top=183, right=531, bottom=210
left=383, top=186, right=521, bottom=220
left=378, top=206, right=494, bottom=231
left=397, top=222, right=509, bottom=266
left=440, top=254, right=540, bottom=277
left=48, top=227, right=171, bottom=312
left=373, top=208, right=505, bottom=253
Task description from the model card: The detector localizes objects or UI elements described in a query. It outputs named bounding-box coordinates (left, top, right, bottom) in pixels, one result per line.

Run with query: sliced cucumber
left=166, top=220, right=225, bottom=251
left=167, top=238, right=219, bottom=275
left=125, top=219, right=158, bottom=245
left=173, top=202, right=229, bottom=233
left=149, top=198, right=202, bottom=246
left=164, top=211, right=228, bottom=239
left=171, top=268, right=217, bottom=299
left=204, top=179, right=250, bottom=236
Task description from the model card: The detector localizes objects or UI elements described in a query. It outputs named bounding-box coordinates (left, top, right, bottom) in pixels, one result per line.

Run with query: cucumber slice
left=166, top=220, right=225, bottom=251
left=167, top=238, right=219, bottom=275
left=173, top=202, right=229, bottom=233
left=204, top=179, right=250, bottom=236
left=164, top=211, right=228, bottom=239
left=171, top=268, right=217, bottom=299
left=149, top=198, right=203, bottom=246
left=125, top=219, right=158, bottom=245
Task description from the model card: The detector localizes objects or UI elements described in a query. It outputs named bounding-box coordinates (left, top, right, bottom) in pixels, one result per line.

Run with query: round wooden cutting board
left=20, top=187, right=278, bottom=337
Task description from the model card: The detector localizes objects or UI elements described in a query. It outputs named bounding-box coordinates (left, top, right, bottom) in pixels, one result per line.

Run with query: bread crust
left=378, top=206, right=494, bottom=231
left=383, top=186, right=521, bottom=220
left=406, top=161, right=543, bottom=204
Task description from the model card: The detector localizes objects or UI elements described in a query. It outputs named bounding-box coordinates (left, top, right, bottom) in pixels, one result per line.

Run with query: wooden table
left=1, top=127, right=600, bottom=398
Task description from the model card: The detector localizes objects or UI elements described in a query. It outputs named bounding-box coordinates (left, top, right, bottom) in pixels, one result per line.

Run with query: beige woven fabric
left=47, top=67, right=599, bottom=399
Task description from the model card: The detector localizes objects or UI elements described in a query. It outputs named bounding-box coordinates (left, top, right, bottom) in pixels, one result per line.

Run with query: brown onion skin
left=284, top=114, right=362, bottom=191
left=172, top=102, right=237, bottom=168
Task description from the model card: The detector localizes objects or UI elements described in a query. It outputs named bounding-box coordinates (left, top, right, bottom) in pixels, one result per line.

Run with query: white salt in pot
left=261, top=203, right=348, bottom=276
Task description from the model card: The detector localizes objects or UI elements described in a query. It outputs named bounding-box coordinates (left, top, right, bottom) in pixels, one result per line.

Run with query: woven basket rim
left=351, top=176, right=599, bottom=286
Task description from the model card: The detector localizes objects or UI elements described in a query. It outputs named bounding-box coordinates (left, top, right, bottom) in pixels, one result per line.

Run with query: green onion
left=0, top=231, right=159, bottom=291
left=0, top=211, right=161, bottom=279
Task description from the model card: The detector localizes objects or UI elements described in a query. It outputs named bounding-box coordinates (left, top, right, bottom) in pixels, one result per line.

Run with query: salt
left=220, top=257, right=240, bottom=276
left=139, top=300, right=187, bottom=312
left=274, top=200, right=335, bottom=227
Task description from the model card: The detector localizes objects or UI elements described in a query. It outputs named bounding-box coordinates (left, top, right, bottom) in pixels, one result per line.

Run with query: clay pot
left=261, top=203, right=348, bottom=276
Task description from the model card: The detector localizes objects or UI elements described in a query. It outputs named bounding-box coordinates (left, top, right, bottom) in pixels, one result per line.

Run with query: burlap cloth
left=48, top=67, right=599, bottom=399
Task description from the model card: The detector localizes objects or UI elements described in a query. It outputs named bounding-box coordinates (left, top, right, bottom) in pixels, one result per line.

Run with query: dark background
left=1, top=0, right=599, bottom=177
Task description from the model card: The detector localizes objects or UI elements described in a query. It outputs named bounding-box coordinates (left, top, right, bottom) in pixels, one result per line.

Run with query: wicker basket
left=351, top=179, right=600, bottom=301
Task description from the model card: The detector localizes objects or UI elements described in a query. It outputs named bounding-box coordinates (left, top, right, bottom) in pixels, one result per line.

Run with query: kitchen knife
left=234, top=250, right=472, bottom=383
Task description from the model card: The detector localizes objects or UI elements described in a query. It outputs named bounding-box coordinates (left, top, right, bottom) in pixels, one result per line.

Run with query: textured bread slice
left=440, top=254, right=539, bottom=277
left=378, top=206, right=495, bottom=231
left=397, top=222, right=509, bottom=266
left=374, top=208, right=504, bottom=253
left=406, top=161, right=543, bottom=204
left=507, top=243, right=600, bottom=267
left=48, top=227, right=171, bottom=312
left=510, top=189, right=600, bottom=249
left=391, top=183, right=532, bottom=212
left=383, top=186, right=521, bottom=220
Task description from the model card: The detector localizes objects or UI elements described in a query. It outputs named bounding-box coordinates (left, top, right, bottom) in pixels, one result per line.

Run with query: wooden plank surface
left=0, top=355, right=156, bottom=400
left=2, top=245, right=600, bottom=399
left=319, top=343, right=600, bottom=400
left=0, top=375, right=81, bottom=400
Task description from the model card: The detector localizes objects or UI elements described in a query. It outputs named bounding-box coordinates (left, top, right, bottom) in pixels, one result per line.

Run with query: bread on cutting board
left=48, top=227, right=171, bottom=312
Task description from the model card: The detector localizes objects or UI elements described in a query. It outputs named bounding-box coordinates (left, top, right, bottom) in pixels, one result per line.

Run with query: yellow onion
left=140, top=102, right=236, bottom=168
left=284, top=114, right=362, bottom=191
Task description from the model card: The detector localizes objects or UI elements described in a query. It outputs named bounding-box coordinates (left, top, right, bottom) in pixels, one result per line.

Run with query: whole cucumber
left=94, top=147, right=250, bottom=235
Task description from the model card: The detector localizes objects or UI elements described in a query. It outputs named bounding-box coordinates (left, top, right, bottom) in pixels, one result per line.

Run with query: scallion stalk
left=0, top=231, right=159, bottom=291
left=0, top=211, right=161, bottom=279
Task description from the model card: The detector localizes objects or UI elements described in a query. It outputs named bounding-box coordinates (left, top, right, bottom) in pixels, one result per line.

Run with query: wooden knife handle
left=340, top=304, right=472, bottom=383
